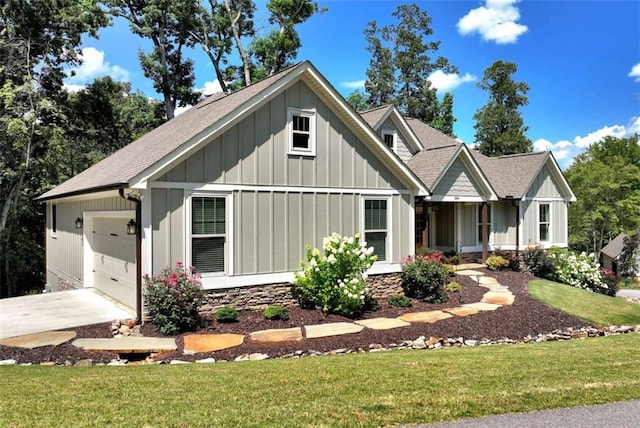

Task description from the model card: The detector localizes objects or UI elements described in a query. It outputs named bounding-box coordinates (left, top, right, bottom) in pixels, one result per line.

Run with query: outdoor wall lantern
left=75, top=217, right=83, bottom=229
left=126, top=219, right=137, bottom=235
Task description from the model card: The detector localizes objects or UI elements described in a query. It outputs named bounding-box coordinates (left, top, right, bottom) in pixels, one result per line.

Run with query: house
left=38, top=61, right=576, bottom=317
left=602, top=232, right=640, bottom=278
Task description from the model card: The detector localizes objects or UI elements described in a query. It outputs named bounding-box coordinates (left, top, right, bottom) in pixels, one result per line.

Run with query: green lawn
left=2, top=335, right=640, bottom=427
left=528, top=279, right=640, bottom=326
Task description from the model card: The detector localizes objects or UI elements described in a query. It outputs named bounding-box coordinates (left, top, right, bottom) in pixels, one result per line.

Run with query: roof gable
left=601, top=232, right=629, bottom=259
left=360, top=105, right=424, bottom=154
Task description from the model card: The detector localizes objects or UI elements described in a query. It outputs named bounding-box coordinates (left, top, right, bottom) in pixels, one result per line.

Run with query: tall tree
left=430, top=92, right=456, bottom=137
left=345, top=90, right=370, bottom=112
left=473, top=60, right=532, bottom=157
left=108, top=0, right=200, bottom=119
left=566, top=135, right=640, bottom=257
left=363, top=4, right=458, bottom=126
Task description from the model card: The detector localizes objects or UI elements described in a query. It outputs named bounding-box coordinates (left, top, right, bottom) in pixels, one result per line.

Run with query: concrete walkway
left=0, top=289, right=134, bottom=340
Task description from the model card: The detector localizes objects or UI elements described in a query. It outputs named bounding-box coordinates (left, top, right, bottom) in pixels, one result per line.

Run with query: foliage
left=346, top=90, right=371, bottom=112
left=430, top=92, right=456, bottom=137
left=215, top=305, right=239, bottom=323
left=442, top=250, right=460, bottom=265
left=388, top=294, right=412, bottom=308
left=363, top=3, right=458, bottom=128
left=599, top=269, right=619, bottom=297
left=521, top=245, right=555, bottom=278
left=293, top=233, right=377, bottom=317
left=143, top=263, right=205, bottom=335
left=445, top=281, right=461, bottom=293
left=473, top=60, right=532, bottom=157
left=485, top=255, right=509, bottom=271
left=565, top=135, right=640, bottom=257
left=400, top=252, right=451, bottom=303
left=262, top=305, right=289, bottom=321
left=619, top=232, right=640, bottom=278
left=493, top=249, right=521, bottom=271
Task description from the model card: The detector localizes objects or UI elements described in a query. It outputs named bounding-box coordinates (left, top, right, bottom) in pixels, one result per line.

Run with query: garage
left=90, top=216, right=136, bottom=310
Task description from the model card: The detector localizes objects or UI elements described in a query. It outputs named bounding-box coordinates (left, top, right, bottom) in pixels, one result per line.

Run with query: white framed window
left=381, top=129, right=396, bottom=151
left=187, top=194, right=230, bottom=275
left=288, top=108, right=316, bottom=156
left=539, top=203, right=551, bottom=242
left=51, top=204, right=57, bottom=238
left=477, top=204, right=491, bottom=244
left=363, top=197, right=390, bottom=262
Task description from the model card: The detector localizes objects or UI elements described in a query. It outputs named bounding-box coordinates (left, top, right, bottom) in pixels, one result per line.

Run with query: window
left=364, top=199, right=388, bottom=262
left=288, top=108, right=315, bottom=155
left=381, top=130, right=395, bottom=150
left=477, top=204, right=491, bottom=244
left=191, top=197, right=226, bottom=274
left=539, top=203, right=550, bottom=242
left=52, top=204, right=57, bottom=236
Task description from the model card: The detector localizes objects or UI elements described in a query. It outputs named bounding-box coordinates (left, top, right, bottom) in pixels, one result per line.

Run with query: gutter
left=119, top=188, right=142, bottom=324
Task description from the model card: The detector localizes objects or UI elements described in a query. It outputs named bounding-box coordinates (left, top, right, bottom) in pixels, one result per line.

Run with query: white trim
left=287, top=107, right=317, bottom=156
left=537, top=202, right=552, bottom=243
left=82, top=210, right=136, bottom=289
left=381, top=129, right=397, bottom=152
left=151, top=181, right=417, bottom=196
left=431, top=195, right=486, bottom=202
left=141, top=189, right=152, bottom=280
left=522, top=197, right=567, bottom=202
left=361, top=195, right=393, bottom=264
left=409, top=195, right=416, bottom=257
left=44, top=189, right=124, bottom=204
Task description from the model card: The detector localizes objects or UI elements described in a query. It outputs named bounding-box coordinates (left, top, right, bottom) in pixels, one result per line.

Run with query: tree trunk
left=224, top=0, right=251, bottom=86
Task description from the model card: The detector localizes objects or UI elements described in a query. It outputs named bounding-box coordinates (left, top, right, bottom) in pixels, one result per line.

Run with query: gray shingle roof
left=470, top=150, right=549, bottom=198
left=359, top=105, right=393, bottom=128
left=39, top=62, right=307, bottom=200
left=405, top=118, right=459, bottom=150
left=407, top=145, right=460, bottom=189
left=601, top=232, right=629, bottom=259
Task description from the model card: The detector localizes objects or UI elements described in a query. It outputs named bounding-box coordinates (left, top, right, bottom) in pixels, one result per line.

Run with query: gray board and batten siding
left=152, top=80, right=415, bottom=278
left=376, top=116, right=416, bottom=163
left=432, top=157, right=485, bottom=199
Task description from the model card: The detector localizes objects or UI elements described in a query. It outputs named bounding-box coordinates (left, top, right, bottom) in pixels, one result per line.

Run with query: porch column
left=481, top=202, right=488, bottom=261
left=422, top=199, right=428, bottom=250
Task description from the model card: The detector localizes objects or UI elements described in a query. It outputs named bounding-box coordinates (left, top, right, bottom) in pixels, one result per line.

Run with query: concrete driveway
left=617, top=289, right=640, bottom=299
left=0, top=289, right=135, bottom=340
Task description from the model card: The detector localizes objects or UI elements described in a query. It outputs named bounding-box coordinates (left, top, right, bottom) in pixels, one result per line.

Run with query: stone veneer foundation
left=200, top=273, right=404, bottom=312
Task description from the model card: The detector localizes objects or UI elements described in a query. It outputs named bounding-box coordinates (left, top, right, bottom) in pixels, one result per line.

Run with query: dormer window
left=288, top=108, right=316, bottom=156
left=381, top=130, right=396, bottom=151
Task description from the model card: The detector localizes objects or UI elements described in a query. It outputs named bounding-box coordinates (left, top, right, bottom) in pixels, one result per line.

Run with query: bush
left=262, top=305, right=289, bottom=321
left=293, top=233, right=377, bottom=317
left=494, top=249, right=520, bottom=271
left=549, top=249, right=614, bottom=296
left=521, top=245, right=555, bottom=278
left=599, top=269, right=619, bottom=297
left=215, top=306, right=239, bottom=323
left=144, top=262, right=205, bottom=335
left=401, top=253, right=452, bottom=304
left=388, top=294, right=412, bottom=307
left=446, top=281, right=461, bottom=293
left=486, top=255, right=509, bottom=271
left=443, top=250, right=460, bottom=265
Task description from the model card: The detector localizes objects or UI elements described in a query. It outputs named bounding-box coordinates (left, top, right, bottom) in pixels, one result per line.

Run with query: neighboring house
left=602, top=233, right=640, bottom=278
left=38, top=61, right=576, bottom=316
left=38, top=62, right=427, bottom=317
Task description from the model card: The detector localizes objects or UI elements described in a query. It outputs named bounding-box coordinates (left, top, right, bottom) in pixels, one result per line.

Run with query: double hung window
left=191, top=197, right=226, bottom=274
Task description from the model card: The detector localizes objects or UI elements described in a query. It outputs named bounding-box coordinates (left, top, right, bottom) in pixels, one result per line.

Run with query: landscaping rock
left=355, top=317, right=411, bottom=330
left=196, top=358, right=216, bottom=364
left=183, top=334, right=245, bottom=353
left=481, top=292, right=515, bottom=305
left=249, top=328, right=303, bottom=343
left=0, top=359, right=17, bottom=365
left=462, top=302, right=502, bottom=311
left=304, top=322, right=365, bottom=339
left=398, top=310, right=453, bottom=323
left=443, top=306, right=481, bottom=317
left=0, top=331, right=77, bottom=349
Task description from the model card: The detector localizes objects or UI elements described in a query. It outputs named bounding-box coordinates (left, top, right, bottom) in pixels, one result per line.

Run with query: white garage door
left=92, top=217, right=136, bottom=310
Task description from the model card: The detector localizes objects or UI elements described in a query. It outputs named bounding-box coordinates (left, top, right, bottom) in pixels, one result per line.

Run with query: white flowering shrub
left=549, top=248, right=608, bottom=294
left=293, top=232, right=377, bottom=317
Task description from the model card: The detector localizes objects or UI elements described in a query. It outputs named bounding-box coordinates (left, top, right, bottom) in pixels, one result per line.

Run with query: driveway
left=617, top=289, right=640, bottom=299
left=0, top=289, right=135, bottom=340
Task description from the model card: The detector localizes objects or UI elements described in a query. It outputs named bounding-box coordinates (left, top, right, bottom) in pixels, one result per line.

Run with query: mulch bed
left=0, top=269, right=591, bottom=365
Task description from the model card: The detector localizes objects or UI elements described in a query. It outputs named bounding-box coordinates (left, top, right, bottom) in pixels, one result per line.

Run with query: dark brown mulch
left=0, top=269, right=590, bottom=365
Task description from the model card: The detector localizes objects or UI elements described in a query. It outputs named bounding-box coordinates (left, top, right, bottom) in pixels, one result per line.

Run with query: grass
left=528, top=279, right=640, bottom=326
left=619, top=278, right=640, bottom=290
left=1, top=335, right=640, bottom=427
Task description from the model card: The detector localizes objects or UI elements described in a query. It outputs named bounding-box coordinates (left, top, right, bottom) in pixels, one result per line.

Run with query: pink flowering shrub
left=144, top=262, right=205, bottom=335
left=401, top=252, right=453, bottom=303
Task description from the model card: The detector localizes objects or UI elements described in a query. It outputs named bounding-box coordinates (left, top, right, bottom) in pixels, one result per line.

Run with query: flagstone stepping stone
left=456, top=269, right=485, bottom=276
left=0, top=331, right=77, bottom=349
left=72, top=337, right=177, bottom=352
left=482, top=292, right=515, bottom=305
left=249, top=328, right=303, bottom=343
left=477, top=276, right=500, bottom=285
left=183, top=334, right=245, bottom=353
left=304, top=322, right=365, bottom=339
left=456, top=263, right=485, bottom=271
left=462, top=302, right=502, bottom=311
left=355, top=317, right=411, bottom=330
left=398, top=311, right=453, bottom=323
left=442, top=306, right=481, bottom=317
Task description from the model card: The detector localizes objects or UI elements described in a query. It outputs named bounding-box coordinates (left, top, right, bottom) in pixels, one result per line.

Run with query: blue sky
left=64, top=0, right=640, bottom=169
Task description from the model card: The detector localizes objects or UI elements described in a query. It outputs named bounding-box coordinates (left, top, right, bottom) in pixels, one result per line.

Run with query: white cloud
left=629, top=63, right=640, bottom=82
left=457, top=0, right=528, bottom=44
left=341, top=79, right=366, bottom=90
left=198, top=80, right=224, bottom=95
left=428, top=71, right=476, bottom=93
left=62, top=83, right=86, bottom=93
left=66, top=47, right=130, bottom=83
left=573, top=125, right=626, bottom=148
left=174, top=105, right=193, bottom=116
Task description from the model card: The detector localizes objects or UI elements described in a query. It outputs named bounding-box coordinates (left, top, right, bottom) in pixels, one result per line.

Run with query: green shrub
left=401, top=254, right=450, bottom=304
left=144, top=262, right=205, bottom=335
left=494, top=249, right=521, bottom=271
left=443, top=250, right=460, bottom=265
left=521, top=245, right=555, bottom=278
left=486, top=255, right=509, bottom=271
left=446, top=281, right=461, bottom=293
left=388, top=294, right=412, bottom=307
left=293, top=233, right=377, bottom=317
left=215, top=306, right=239, bottom=323
left=600, top=269, right=619, bottom=297
left=262, top=305, right=289, bottom=321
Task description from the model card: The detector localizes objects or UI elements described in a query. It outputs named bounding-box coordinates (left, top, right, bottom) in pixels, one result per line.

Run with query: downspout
left=119, top=188, right=142, bottom=324
left=510, top=199, right=520, bottom=257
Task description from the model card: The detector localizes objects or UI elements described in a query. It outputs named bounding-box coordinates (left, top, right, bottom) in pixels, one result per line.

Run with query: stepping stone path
left=442, top=306, right=480, bottom=317
left=0, top=331, right=77, bottom=349
left=305, top=322, right=365, bottom=339
left=72, top=337, right=177, bottom=352
left=250, top=328, right=303, bottom=343
left=355, top=317, right=411, bottom=330
left=183, top=334, right=245, bottom=353
left=398, top=310, right=453, bottom=323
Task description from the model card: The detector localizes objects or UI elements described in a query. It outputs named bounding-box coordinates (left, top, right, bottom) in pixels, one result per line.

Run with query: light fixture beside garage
left=75, top=217, right=83, bottom=229
left=126, top=219, right=136, bottom=235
